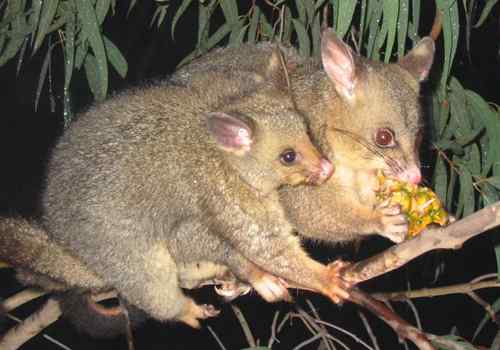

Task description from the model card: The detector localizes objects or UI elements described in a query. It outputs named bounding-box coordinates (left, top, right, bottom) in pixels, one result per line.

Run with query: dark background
left=1, top=1, right=499, bottom=349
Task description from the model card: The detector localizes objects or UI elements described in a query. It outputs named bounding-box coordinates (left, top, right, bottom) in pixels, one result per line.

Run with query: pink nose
left=398, top=166, right=422, bottom=184
left=319, top=158, right=334, bottom=181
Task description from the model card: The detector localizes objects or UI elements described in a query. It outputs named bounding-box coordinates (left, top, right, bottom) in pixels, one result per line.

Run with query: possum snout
left=307, top=157, right=334, bottom=185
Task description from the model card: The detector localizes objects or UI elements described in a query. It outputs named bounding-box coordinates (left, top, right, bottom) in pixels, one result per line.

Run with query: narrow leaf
left=247, top=4, right=261, bottom=43
left=336, top=0, right=357, bottom=39
left=171, top=0, right=193, bottom=39
left=383, top=0, right=399, bottom=62
left=397, top=0, right=408, bottom=58
left=474, top=0, right=499, bottom=28
left=292, top=19, right=310, bottom=57
left=33, top=0, right=59, bottom=52
left=76, top=0, right=108, bottom=100
left=96, top=0, right=111, bottom=25
left=103, top=36, right=127, bottom=78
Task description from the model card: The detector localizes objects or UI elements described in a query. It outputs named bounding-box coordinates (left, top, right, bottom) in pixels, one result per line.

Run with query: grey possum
left=6, top=46, right=350, bottom=330
left=172, top=29, right=435, bottom=244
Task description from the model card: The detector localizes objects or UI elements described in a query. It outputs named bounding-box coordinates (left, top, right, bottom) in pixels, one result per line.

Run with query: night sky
left=1, top=2, right=499, bottom=349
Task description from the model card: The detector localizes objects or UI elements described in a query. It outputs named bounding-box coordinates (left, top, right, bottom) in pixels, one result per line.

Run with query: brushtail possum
left=4, top=46, right=351, bottom=330
left=174, top=29, right=435, bottom=244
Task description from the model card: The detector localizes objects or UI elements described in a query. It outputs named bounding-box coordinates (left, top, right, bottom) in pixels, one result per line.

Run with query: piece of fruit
left=376, top=171, right=449, bottom=238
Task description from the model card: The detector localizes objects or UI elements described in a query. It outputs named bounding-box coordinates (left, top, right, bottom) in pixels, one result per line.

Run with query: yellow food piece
left=376, top=171, right=449, bottom=238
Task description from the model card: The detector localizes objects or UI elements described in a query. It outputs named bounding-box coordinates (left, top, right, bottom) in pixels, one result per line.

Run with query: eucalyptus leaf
left=397, top=0, right=408, bottom=58
left=171, top=0, right=193, bottom=39
left=459, top=167, right=475, bottom=217
left=473, top=0, right=499, bottom=28
left=76, top=0, right=108, bottom=100
left=103, top=36, right=127, bottom=78
left=292, top=19, right=310, bottom=57
left=33, top=0, right=59, bottom=52
left=96, top=0, right=111, bottom=25
left=433, top=156, right=448, bottom=206
left=247, top=5, right=260, bottom=43
left=382, top=0, right=399, bottom=62
left=336, top=0, right=357, bottom=39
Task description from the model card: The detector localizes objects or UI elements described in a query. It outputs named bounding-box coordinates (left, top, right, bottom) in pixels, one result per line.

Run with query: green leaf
left=63, top=13, right=75, bottom=125
left=292, top=19, right=310, bottom=57
left=219, top=0, right=239, bottom=21
left=366, top=1, right=384, bottom=59
left=466, top=144, right=481, bottom=177
left=84, top=53, right=100, bottom=101
left=336, top=0, right=357, bottom=39
left=358, top=0, right=367, bottom=49
left=479, top=182, right=499, bottom=206
left=466, top=90, right=500, bottom=176
left=171, top=0, right=193, bottom=39
left=295, top=0, right=307, bottom=24
left=33, top=0, right=59, bottom=52
left=35, top=42, right=55, bottom=111
left=247, top=5, right=261, bottom=43
left=474, top=0, right=499, bottom=28
left=28, top=0, right=43, bottom=46
left=437, top=0, right=459, bottom=90
left=433, top=155, right=448, bottom=206
left=103, top=36, right=127, bottom=78
left=382, top=0, right=399, bottom=62
left=204, top=22, right=232, bottom=51
left=228, top=20, right=247, bottom=47
left=410, top=0, right=420, bottom=44
left=397, top=0, right=408, bottom=58
left=446, top=166, right=457, bottom=210
left=259, top=11, right=275, bottom=40
left=487, top=176, right=500, bottom=190
left=95, top=0, right=111, bottom=25
left=434, top=140, right=464, bottom=156
left=0, top=0, right=28, bottom=66
left=311, top=12, right=321, bottom=57
left=448, top=78, right=472, bottom=139
left=76, top=0, right=108, bottom=100
left=459, top=167, right=475, bottom=217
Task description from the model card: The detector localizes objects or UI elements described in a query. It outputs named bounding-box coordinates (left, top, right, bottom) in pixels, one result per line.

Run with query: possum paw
left=376, top=199, right=408, bottom=243
left=323, top=260, right=352, bottom=304
left=214, top=280, right=252, bottom=301
left=178, top=300, right=220, bottom=328
left=251, top=273, right=291, bottom=303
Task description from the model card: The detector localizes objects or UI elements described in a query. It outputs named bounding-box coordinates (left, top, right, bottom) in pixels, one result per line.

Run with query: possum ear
left=398, top=37, right=435, bottom=81
left=263, top=46, right=292, bottom=91
left=321, top=28, right=358, bottom=102
left=206, top=112, right=254, bottom=155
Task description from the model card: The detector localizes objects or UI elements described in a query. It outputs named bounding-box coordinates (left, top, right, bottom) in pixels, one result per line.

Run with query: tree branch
left=344, top=201, right=500, bottom=284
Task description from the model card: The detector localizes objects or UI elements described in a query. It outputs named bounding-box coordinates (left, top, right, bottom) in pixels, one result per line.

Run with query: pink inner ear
left=321, top=31, right=356, bottom=97
left=206, top=112, right=253, bottom=152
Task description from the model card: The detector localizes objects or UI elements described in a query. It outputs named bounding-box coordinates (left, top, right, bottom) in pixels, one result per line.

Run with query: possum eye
left=374, top=128, right=396, bottom=148
left=280, top=149, right=298, bottom=166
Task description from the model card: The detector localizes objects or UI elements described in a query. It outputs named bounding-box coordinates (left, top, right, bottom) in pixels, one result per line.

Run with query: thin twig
left=315, top=319, right=375, bottom=350
left=267, top=311, right=281, bottom=348
left=207, top=326, right=227, bottom=350
left=0, top=298, right=63, bottom=350
left=373, top=280, right=500, bottom=301
left=358, top=311, right=380, bottom=350
left=404, top=299, right=422, bottom=330
left=305, top=299, right=334, bottom=350
left=230, top=304, right=256, bottom=347
left=2, top=289, right=47, bottom=312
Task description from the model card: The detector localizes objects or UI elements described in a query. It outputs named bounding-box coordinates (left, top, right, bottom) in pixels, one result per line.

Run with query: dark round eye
left=374, top=128, right=395, bottom=148
left=280, top=149, right=297, bottom=165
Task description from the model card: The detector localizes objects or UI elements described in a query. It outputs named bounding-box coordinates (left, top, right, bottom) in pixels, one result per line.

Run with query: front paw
left=376, top=199, right=408, bottom=243
left=323, top=260, right=353, bottom=304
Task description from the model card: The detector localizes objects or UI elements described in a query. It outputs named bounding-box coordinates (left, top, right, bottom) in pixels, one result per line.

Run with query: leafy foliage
left=0, top=0, right=499, bottom=348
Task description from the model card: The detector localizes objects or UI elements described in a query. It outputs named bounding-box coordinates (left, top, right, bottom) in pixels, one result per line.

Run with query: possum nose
left=318, top=158, right=334, bottom=183
left=398, top=166, right=422, bottom=184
